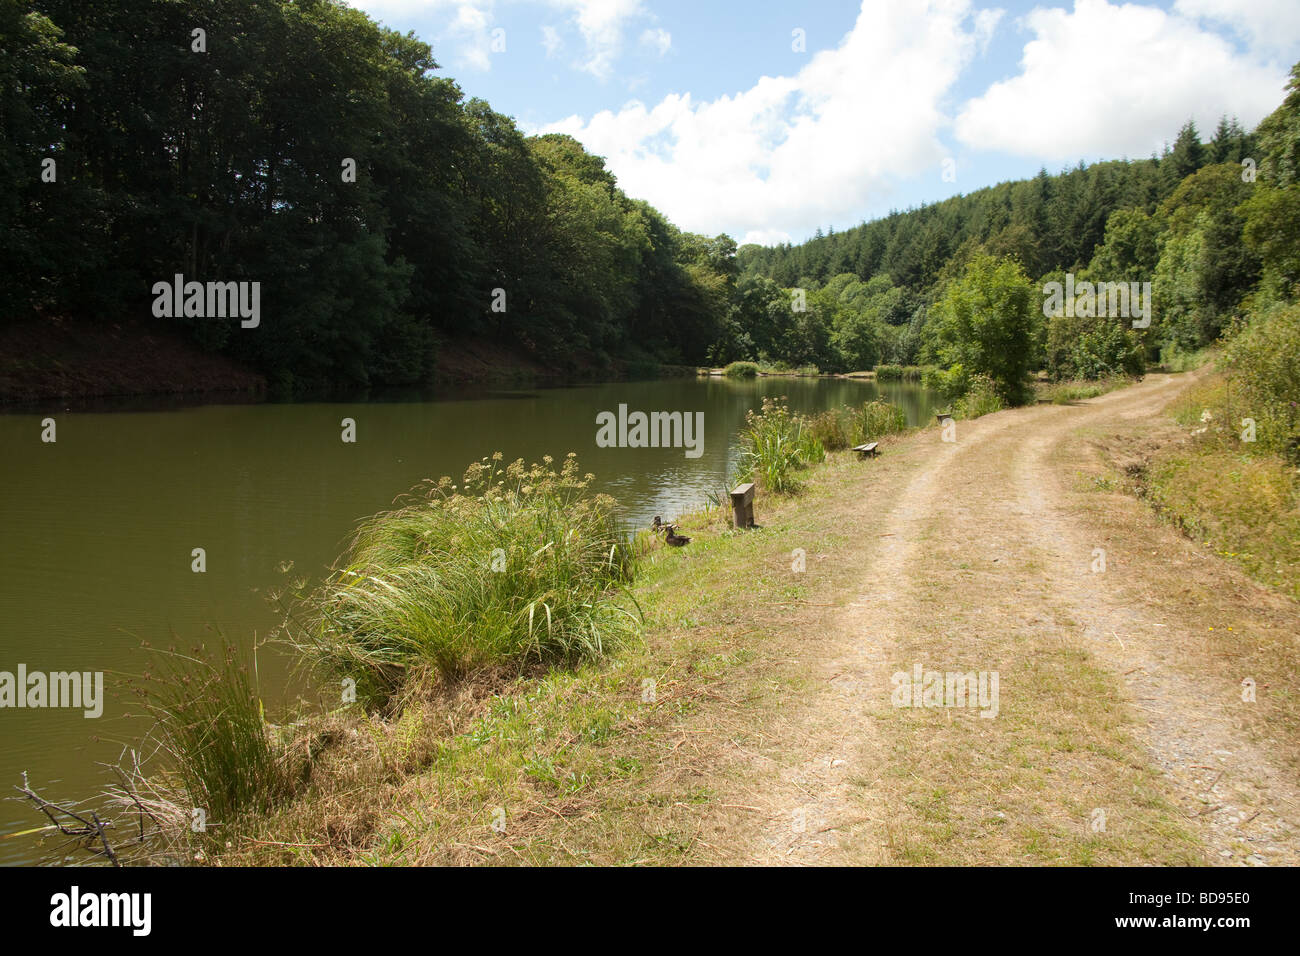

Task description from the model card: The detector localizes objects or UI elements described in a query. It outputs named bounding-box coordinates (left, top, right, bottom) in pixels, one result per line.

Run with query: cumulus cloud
left=554, top=0, right=647, bottom=79
left=537, top=0, right=991, bottom=245
left=1174, top=0, right=1300, bottom=60
left=640, top=27, right=672, bottom=57
left=449, top=2, right=493, bottom=70
left=955, top=0, right=1287, bottom=161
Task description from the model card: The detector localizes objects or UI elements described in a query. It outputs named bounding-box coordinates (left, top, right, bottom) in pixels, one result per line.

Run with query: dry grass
left=213, top=440, right=921, bottom=865
left=207, top=378, right=1300, bottom=866
left=1069, top=425, right=1300, bottom=773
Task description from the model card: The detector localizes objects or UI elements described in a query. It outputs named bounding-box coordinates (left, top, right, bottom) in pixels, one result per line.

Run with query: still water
left=0, top=375, right=940, bottom=862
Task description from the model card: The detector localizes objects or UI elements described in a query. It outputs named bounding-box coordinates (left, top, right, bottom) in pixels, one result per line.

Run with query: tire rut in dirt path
left=1007, top=377, right=1300, bottom=866
left=738, top=373, right=1299, bottom=865
left=740, top=409, right=1030, bottom=864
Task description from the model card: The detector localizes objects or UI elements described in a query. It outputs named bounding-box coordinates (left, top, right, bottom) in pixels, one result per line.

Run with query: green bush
left=955, top=373, right=1004, bottom=418
left=734, top=398, right=824, bottom=494
left=724, top=361, right=760, bottom=379
left=922, top=363, right=972, bottom=402
left=1046, top=313, right=1145, bottom=381
left=853, top=399, right=908, bottom=441
left=876, top=364, right=929, bottom=382
left=783, top=399, right=907, bottom=455
left=804, top=408, right=851, bottom=451
left=1222, top=303, right=1300, bottom=462
left=1040, top=378, right=1125, bottom=405
left=931, top=254, right=1037, bottom=405
left=291, top=454, right=639, bottom=702
left=139, top=643, right=290, bottom=826
left=1157, top=343, right=1213, bottom=372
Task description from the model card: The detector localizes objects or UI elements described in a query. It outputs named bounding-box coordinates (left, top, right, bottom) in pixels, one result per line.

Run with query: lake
left=0, top=374, right=941, bottom=863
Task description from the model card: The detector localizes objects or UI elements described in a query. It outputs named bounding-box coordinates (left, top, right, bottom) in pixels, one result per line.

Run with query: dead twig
left=14, top=772, right=120, bottom=867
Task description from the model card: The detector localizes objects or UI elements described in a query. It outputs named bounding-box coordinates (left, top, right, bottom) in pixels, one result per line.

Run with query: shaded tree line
left=0, top=0, right=730, bottom=391
left=4, top=1, right=1296, bottom=401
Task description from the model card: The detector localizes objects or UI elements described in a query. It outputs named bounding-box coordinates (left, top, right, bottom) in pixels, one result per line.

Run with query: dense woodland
left=1, top=0, right=730, bottom=390
left=730, top=103, right=1299, bottom=383
left=3, top=0, right=1299, bottom=401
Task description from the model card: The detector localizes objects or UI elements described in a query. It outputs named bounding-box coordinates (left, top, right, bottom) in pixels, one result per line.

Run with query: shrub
left=1157, top=343, right=1213, bottom=372
left=931, top=254, right=1037, bottom=405
left=805, top=408, right=851, bottom=451
left=724, top=361, right=759, bottom=379
left=922, top=363, right=972, bottom=402
left=734, top=397, right=824, bottom=494
left=955, top=373, right=1004, bottom=418
left=1147, top=448, right=1300, bottom=598
left=1039, top=377, right=1129, bottom=405
left=877, top=364, right=929, bottom=382
left=138, top=643, right=290, bottom=826
left=290, top=454, right=639, bottom=702
left=1222, top=303, right=1300, bottom=462
left=777, top=399, right=907, bottom=457
left=1046, top=313, right=1145, bottom=381
left=852, top=399, right=908, bottom=442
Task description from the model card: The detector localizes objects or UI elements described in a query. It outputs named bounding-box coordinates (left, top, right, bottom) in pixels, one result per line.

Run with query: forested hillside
left=3, top=0, right=1298, bottom=402
left=0, top=0, right=732, bottom=391
left=728, top=113, right=1282, bottom=377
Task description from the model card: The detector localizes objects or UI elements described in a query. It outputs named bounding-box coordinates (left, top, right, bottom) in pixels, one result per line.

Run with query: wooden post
left=730, top=482, right=755, bottom=529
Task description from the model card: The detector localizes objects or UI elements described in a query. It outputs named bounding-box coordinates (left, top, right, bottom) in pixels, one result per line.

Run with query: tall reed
left=136, top=641, right=289, bottom=826
left=733, top=397, right=825, bottom=494
left=289, top=454, right=640, bottom=703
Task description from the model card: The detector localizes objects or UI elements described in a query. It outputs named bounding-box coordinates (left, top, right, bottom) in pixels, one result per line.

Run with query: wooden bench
left=936, top=411, right=954, bottom=424
left=730, top=482, right=755, bottom=529
left=852, top=441, right=879, bottom=459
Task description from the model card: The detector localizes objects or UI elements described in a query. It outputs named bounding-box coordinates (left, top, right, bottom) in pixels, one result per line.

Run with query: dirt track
left=703, top=373, right=1300, bottom=865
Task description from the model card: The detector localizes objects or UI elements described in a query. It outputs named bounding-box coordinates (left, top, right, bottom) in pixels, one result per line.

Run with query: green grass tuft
left=288, top=454, right=641, bottom=703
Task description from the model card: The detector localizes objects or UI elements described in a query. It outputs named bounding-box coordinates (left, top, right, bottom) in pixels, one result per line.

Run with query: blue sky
left=347, top=1, right=1300, bottom=245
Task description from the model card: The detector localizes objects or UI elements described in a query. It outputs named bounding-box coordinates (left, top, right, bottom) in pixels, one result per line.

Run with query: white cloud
left=1174, top=0, right=1300, bottom=59
left=449, top=2, right=492, bottom=70
left=537, top=0, right=989, bottom=242
left=740, top=228, right=794, bottom=247
left=349, top=1, right=652, bottom=77
left=541, top=23, right=562, bottom=57
left=351, top=1, right=498, bottom=71
left=955, top=0, right=1287, bottom=161
left=972, top=7, right=1004, bottom=53
left=551, top=0, right=646, bottom=79
left=640, top=27, right=672, bottom=58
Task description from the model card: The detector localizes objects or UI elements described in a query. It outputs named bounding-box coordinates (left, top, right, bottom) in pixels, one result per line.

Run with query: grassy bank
left=105, top=398, right=918, bottom=863
left=1120, top=374, right=1300, bottom=600
left=90, top=384, right=1250, bottom=867
left=182, top=415, right=945, bottom=865
left=1102, top=305, right=1300, bottom=600
left=1035, top=376, right=1135, bottom=406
